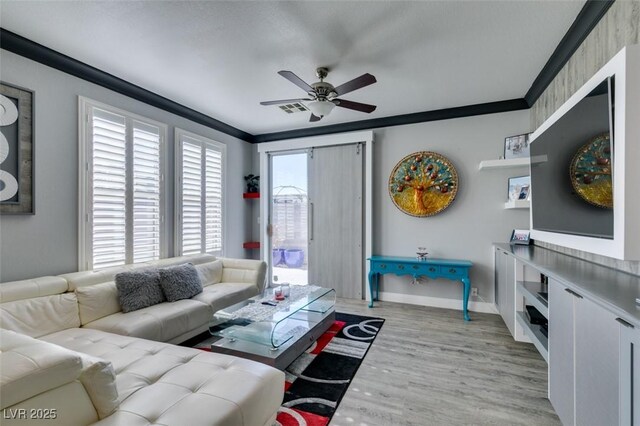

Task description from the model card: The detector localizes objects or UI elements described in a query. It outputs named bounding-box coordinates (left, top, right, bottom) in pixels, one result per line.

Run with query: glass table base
left=210, top=309, right=335, bottom=370
left=210, top=285, right=336, bottom=349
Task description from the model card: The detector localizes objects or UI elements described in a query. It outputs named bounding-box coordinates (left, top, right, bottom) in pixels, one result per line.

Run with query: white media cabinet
left=494, top=243, right=639, bottom=425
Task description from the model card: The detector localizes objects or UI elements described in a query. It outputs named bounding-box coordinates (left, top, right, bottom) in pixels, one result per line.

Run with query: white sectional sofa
left=0, top=255, right=285, bottom=426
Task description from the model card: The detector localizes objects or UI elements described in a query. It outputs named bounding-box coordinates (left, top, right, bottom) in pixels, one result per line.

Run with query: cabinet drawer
left=389, top=263, right=413, bottom=274
left=442, top=266, right=465, bottom=277
left=409, top=264, right=439, bottom=275
left=372, top=262, right=391, bottom=273
left=371, top=262, right=465, bottom=277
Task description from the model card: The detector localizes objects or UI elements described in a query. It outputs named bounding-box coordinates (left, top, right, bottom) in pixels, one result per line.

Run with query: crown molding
left=253, top=98, right=529, bottom=143
left=524, top=0, right=615, bottom=106
left=0, top=28, right=254, bottom=142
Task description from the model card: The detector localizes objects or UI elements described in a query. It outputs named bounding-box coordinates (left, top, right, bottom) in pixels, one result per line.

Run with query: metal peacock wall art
left=388, top=151, right=459, bottom=217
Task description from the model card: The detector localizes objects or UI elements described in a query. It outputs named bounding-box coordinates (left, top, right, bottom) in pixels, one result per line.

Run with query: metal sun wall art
left=388, top=151, right=458, bottom=217
left=570, top=133, right=612, bottom=209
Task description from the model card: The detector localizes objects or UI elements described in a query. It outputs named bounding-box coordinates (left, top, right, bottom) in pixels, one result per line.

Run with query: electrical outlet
left=471, top=287, right=478, bottom=297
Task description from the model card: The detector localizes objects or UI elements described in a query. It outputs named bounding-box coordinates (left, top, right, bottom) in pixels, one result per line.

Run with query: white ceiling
left=0, top=1, right=585, bottom=135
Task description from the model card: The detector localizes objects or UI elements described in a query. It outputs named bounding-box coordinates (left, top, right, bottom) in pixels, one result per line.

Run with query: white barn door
left=307, top=143, right=364, bottom=299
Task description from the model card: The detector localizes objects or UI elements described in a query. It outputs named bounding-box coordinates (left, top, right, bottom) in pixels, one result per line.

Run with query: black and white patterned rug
left=187, top=312, right=384, bottom=426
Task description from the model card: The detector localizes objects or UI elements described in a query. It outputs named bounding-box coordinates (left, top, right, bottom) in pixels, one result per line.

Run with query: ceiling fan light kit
left=260, top=67, right=377, bottom=122
left=306, top=100, right=336, bottom=118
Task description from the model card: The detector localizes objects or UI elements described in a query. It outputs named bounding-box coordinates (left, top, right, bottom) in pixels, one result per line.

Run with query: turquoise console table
left=367, top=256, right=474, bottom=321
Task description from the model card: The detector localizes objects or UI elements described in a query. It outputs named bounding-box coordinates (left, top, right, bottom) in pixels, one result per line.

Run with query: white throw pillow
left=77, top=353, right=119, bottom=419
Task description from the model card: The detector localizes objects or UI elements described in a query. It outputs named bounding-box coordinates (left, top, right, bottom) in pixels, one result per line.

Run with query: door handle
left=615, top=317, right=635, bottom=328
left=308, top=202, right=314, bottom=241
left=564, top=288, right=583, bottom=299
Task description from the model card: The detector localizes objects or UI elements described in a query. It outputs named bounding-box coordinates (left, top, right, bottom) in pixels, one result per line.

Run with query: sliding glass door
left=269, top=152, right=309, bottom=286
left=267, top=144, right=364, bottom=298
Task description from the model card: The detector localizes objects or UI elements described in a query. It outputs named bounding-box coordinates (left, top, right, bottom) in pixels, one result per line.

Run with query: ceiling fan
left=260, top=67, right=377, bottom=122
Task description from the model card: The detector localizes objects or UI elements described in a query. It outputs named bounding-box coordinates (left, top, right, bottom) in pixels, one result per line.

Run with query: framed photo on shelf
left=504, top=133, right=530, bottom=159
left=510, top=229, right=531, bottom=245
left=507, top=175, right=531, bottom=201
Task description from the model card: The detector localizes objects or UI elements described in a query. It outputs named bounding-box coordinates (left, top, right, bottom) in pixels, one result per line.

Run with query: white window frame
left=78, top=97, right=169, bottom=270
left=174, top=128, right=227, bottom=257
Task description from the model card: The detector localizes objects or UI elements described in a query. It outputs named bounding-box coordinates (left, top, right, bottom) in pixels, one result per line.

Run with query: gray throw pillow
left=115, top=269, right=165, bottom=313
left=159, top=263, right=203, bottom=302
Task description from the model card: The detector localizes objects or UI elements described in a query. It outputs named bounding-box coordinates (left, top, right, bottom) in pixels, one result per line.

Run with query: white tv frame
left=529, top=45, right=640, bottom=261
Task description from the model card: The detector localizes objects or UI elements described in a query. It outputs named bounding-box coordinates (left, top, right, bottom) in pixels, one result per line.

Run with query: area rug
left=187, top=312, right=384, bottom=426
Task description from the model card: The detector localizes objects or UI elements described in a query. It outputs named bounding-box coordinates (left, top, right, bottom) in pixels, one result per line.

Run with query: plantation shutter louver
left=82, top=99, right=166, bottom=271
left=91, top=108, right=127, bottom=269
left=132, top=121, right=162, bottom=263
left=205, top=147, right=223, bottom=253
left=181, top=140, right=203, bottom=255
left=178, top=132, right=224, bottom=256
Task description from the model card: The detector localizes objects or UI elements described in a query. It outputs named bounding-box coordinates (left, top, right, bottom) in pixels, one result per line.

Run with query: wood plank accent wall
left=531, top=1, right=640, bottom=276
left=531, top=1, right=640, bottom=128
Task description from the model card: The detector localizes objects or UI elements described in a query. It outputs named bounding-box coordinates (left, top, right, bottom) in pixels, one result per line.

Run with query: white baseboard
left=377, top=291, right=499, bottom=315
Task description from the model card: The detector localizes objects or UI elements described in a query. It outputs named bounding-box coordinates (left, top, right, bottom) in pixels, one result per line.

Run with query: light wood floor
left=331, top=299, right=561, bottom=426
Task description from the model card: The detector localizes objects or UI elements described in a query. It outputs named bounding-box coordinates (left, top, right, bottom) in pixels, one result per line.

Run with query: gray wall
left=0, top=50, right=254, bottom=282
left=251, top=110, right=530, bottom=304
left=530, top=0, right=640, bottom=276
left=371, top=110, right=530, bottom=303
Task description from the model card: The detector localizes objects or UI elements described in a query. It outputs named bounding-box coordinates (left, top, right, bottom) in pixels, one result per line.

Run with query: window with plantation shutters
left=79, top=98, right=167, bottom=271
left=175, top=129, right=225, bottom=257
left=90, top=108, right=127, bottom=269
left=132, top=121, right=163, bottom=263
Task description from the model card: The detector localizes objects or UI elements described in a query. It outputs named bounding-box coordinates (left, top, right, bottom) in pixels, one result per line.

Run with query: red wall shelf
left=243, top=192, right=260, bottom=199
left=243, top=241, right=260, bottom=249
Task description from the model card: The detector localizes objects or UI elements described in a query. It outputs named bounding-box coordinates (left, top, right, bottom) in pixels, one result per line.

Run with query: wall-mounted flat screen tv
left=530, top=77, right=614, bottom=239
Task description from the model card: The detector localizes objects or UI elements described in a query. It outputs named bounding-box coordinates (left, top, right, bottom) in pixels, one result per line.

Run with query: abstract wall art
left=0, top=82, right=34, bottom=214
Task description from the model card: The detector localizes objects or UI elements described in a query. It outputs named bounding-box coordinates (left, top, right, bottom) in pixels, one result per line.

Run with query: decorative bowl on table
left=416, top=247, right=428, bottom=261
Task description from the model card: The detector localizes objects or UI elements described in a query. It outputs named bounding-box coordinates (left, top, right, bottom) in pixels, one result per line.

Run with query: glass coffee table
left=209, top=285, right=336, bottom=370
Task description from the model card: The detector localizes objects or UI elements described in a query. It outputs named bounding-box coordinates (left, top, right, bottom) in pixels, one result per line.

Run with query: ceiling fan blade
left=278, top=70, right=313, bottom=93
left=333, top=73, right=377, bottom=96
left=309, top=113, right=322, bottom=122
left=260, top=98, right=310, bottom=106
left=333, top=99, right=377, bottom=113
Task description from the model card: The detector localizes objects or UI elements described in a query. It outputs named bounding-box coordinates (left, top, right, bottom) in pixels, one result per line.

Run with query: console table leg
left=462, top=278, right=471, bottom=321
left=374, top=274, right=379, bottom=301
left=368, top=272, right=375, bottom=307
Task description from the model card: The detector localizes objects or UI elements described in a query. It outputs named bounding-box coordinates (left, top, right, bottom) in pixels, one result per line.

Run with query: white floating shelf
left=478, top=158, right=529, bottom=170
left=478, top=155, right=547, bottom=171
left=504, top=200, right=530, bottom=209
